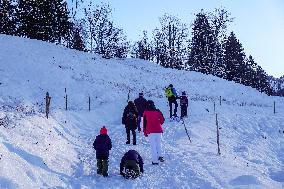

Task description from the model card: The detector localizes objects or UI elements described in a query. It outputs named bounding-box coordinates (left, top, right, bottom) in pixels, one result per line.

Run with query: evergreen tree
left=210, top=8, right=233, bottom=77
left=222, top=32, right=246, bottom=82
left=69, top=25, right=85, bottom=51
left=0, top=0, right=16, bottom=35
left=188, top=10, right=215, bottom=74
left=16, top=0, right=70, bottom=42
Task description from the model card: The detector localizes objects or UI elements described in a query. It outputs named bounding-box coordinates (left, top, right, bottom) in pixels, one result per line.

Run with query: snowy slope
left=0, top=34, right=284, bottom=189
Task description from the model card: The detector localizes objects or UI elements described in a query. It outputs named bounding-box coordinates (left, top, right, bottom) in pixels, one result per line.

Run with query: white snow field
left=0, top=34, right=283, bottom=189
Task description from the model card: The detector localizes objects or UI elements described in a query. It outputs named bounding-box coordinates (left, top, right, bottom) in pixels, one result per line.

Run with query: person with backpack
left=93, top=126, right=112, bottom=177
left=143, top=100, right=165, bottom=165
left=120, top=150, right=144, bottom=179
left=180, top=91, right=188, bottom=118
left=164, top=84, right=178, bottom=118
left=122, top=101, right=139, bottom=145
left=134, top=92, right=148, bottom=132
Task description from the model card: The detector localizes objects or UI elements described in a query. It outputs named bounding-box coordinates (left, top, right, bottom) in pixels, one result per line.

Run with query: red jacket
left=143, top=109, right=165, bottom=135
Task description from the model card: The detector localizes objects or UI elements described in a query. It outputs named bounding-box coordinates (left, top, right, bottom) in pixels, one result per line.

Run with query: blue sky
left=80, top=0, right=284, bottom=77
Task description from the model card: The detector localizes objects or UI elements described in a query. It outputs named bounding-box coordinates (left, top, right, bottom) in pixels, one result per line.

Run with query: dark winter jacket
left=93, top=134, right=112, bottom=160
left=134, top=97, right=148, bottom=116
left=180, top=96, right=188, bottom=107
left=122, top=103, right=138, bottom=130
left=120, top=150, right=144, bottom=173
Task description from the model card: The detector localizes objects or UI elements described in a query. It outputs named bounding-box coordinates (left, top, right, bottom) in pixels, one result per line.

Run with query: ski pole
left=181, top=118, right=191, bottom=143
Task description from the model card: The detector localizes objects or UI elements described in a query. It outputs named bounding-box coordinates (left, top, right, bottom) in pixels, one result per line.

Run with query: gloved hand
left=144, top=133, right=148, bottom=137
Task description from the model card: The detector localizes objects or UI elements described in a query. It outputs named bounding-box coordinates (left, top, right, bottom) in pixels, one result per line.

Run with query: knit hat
left=182, top=91, right=186, bottom=95
left=100, top=126, right=107, bottom=135
left=139, top=92, right=143, bottom=97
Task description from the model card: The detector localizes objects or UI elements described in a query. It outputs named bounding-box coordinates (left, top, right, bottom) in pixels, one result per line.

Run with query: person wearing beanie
left=143, top=100, right=165, bottom=165
left=134, top=92, right=148, bottom=132
left=93, top=126, right=112, bottom=177
left=180, top=91, right=188, bottom=118
left=122, top=101, right=139, bottom=145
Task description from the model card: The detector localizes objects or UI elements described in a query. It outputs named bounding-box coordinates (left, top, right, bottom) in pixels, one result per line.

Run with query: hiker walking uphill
left=143, top=100, right=165, bottom=165
left=122, top=101, right=139, bottom=145
left=120, top=150, right=144, bottom=179
left=134, top=92, right=148, bottom=132
left=93, top=126, right=112, bottom=177
left=165, top=84, right=178, bottom=118
left=180, top=91, right=188, bottom=118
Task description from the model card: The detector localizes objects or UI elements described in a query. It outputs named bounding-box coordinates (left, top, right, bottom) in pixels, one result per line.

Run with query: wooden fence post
left=216, top=113, right=221, bottom=155
left=65, top=94, right=68, bottom=110
left=89, top=96, right=91, bottom=111
left=274, top=101, right=276, bottom=114
left=219, top=96, right=222, bottom=106
left=214, top=102, right=216, bottom=113
left=64, top=88, right=67, bottom=111
left=45, top=92, right=51, bottom=119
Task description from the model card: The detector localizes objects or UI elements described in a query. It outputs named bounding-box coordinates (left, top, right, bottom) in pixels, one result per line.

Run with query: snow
left=0, top=34, right=284, bottom=189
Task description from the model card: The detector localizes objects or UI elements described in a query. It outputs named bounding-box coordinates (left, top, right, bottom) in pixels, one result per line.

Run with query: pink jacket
left=143, top=110, right=165, bottom=135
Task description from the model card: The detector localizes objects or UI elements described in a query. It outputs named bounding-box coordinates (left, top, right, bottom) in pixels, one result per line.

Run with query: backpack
left=165, top=87, right=174, bottom=98
left=127, top=111, right=136, bottom=121
left=123, top=160, right=140, bottom=179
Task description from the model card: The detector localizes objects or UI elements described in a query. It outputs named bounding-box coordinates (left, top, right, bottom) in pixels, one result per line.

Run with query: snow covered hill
left=0, top=34, right=284, bottom=189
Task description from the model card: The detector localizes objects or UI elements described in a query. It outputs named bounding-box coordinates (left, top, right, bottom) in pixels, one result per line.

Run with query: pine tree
left=222, top=32, right=246, bottom=82
left=16, top=0, right=70, bottom=42
left=188, top=10, right=215, bottom=74
left=0, top=0, right=16, bottom=35
left=70, top=26, right=85, bottom=51
left=210, top=8, right=233, bottom=78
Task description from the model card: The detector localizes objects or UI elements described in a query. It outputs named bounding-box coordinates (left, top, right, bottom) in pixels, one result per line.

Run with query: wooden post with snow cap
left=216, top=113, right=221, bottom=155
left=45, top=92, right=51, bottom=119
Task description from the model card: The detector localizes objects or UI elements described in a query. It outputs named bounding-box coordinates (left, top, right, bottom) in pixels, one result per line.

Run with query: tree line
left=0, top=1, right=274, bottom=95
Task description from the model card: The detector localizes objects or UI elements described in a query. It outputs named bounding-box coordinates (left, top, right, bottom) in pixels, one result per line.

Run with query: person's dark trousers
left=168, top=97, right=178, bottom=117
left=97, top=159, right=109, bottom=176
left=181, top=105, right=187, bottom=118
left=137, top=115, right=142, bottom=132
left=126, top=128, right=137, bottom=145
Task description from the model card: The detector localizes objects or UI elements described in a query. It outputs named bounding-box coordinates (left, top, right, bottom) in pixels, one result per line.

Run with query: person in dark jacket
left=122, top=101, right=139, bottom=145
left=93, top=126, right=112, bottom=177
left=120, top=150, right=144, bottom=179
left=180, top=91, right=188, bottom=118
left=134, top=92, right=148, bottom=132
left=164, top=84, right=178, bottom=118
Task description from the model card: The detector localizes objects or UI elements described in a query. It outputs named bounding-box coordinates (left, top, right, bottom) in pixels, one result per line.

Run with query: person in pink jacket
left=143, top=100, right=165, bottom=165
